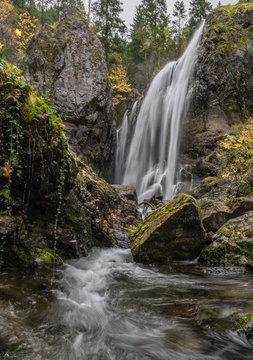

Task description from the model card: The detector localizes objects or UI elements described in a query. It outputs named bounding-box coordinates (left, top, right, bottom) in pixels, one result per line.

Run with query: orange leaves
left=126, top=224, right=136, bottom=230
left=3, top=163, right=11, bottom=177
left=110, top=212, right=123, bottom=221
left=102, top=220, right=108, bottom=227
left=109, top=62, right=132, bottom=106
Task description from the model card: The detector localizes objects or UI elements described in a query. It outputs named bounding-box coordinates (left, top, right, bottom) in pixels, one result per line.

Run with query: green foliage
left=128, top=0, right=173, bottom=90
left=0, top=59, right=71, bottom=267
left=189, top=0, right=212, bottom=33
left=91, top=0, right=127, bottom=62
left=172, top=1, right=187, bottom=55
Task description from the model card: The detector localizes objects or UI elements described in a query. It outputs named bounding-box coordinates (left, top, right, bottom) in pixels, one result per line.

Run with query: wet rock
left=111, top=185, right=138, bottom=203
left=25, top=6, right=115, bottom=179
left=235, top=312, right=253, bottom=342
left=200, top=211, right=253, bottom=270
left=130, top=193, right=206, bottom=263
left=183, top=2, right=253, bottom=157
left=199, top=196, right=253, bottom=232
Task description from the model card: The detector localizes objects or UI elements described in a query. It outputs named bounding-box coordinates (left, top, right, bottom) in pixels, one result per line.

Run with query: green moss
left=205, top=2, right=253, bottom=57
left=142, top=248, right=172, bottom=263
left=130, top=193, right=202, bottom=249
left=239, top=313, right=253, bottom=328
left=222, top=229, right=233, bottom=237
left=38, top=248, right=55, bottom=265
left=14, top=246, right=36, bottom=267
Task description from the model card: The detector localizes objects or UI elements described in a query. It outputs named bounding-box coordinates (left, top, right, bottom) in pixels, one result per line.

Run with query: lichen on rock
left=200, top=211, right=253, bottom=270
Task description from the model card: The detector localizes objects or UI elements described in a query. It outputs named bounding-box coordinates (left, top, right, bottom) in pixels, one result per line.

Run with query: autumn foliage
left=15, top=12, right=38, bottom=50
left=109, top=63, right=132, bottom=106
left=219, top=117, right=253, bottom=193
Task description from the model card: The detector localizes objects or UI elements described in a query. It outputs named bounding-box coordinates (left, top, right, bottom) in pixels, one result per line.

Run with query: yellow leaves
left=15, top=12, right=38, bottom=50
left=109, top=62, right=132, bottom=106
left=0, top=0, right=14, bottom=22
left=0, top=43, right=3, bottom=52
left=219, top=117, right=253, bottom=179
left=15, top=29, right=22, bottom=37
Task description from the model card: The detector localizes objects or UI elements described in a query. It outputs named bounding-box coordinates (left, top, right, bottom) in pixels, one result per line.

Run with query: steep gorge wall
left=25, top=6, right=115, bottom=180
left=183, top=1, right=253, bottom=157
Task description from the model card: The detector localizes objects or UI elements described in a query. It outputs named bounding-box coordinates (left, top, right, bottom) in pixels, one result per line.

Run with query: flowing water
left=115, top=25, right=204, bottom=203
left=1, top=248, right=253, bottom=360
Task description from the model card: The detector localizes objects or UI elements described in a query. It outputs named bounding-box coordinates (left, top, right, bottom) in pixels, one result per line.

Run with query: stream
left=0, top=247, right=253, bottom=360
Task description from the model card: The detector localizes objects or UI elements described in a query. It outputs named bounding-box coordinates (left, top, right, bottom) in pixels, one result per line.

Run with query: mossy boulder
left=184, top=1, right=253, bottom=157
left=200, top=211, right=253, bottom=270
left=130, top=193, right=206, bottom=263
left=25, top=6, right=115, bottom=179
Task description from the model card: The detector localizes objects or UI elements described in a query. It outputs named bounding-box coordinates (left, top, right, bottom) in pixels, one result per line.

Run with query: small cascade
left=114, top=101, right=138, bottom=184
left=115, top=24, right=204, bottom=203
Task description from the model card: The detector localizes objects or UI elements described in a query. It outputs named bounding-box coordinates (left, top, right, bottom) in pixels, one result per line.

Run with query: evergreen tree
left=189, top=0, right=212, bottom=32
left=172, top=0, right=187, bottom=55
left=91, top=0, right=127, bottom=61
left=129, top=0, right=170, bottom=89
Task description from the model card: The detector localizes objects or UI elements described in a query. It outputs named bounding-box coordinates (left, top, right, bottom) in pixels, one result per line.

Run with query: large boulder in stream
left=200, top=211, right=253, bottom=270
left=183, top=1, right=253, bottom=157
left=25, top=6, right=115, bottom=179
left=129, top=194, right=206, bottom=263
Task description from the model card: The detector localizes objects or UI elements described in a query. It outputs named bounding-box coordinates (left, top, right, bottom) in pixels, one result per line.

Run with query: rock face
left=183, top=1, right=253, bottom=157
left=0, top=60, right=140, bottom=268
left=200, top=211, right=253, bottom=269
left=25, top=6, right=115, bottom=179
left=130, top=194, right=206, bottom=263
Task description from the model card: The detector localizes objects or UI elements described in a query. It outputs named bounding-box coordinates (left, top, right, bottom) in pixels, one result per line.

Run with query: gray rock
left=25, top=6, right=115, bottom=179
left=200, top=211, right=253, bottom=270
left=111, top=185, right=138, bottom=203
left=183, top=4, right=253, bottom=157
left=200, top=196, right=253, bottom=232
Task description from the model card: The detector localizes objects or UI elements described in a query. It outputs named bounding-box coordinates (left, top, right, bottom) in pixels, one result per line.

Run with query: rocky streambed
left=0, top=247, right=253, bottom=360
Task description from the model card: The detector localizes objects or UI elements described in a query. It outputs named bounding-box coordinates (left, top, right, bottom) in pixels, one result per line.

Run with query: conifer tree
left=91, top=0, right=127, bottom=61
left=172, top=0, right=187, bottom=55
left=129, top=0, right=170, bottom=88
left=189, top=0, right=212, bottom=32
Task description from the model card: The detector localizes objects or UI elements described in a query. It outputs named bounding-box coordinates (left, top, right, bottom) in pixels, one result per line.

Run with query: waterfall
left=115, top=24, right=204, bottom=203
left=114, top=101, right=138, bottom=184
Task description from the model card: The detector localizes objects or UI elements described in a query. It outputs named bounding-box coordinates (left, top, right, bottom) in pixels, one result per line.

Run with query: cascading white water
left=114, top=101, right=138, bottom=184
left=116, top=24, right=204, bottom=203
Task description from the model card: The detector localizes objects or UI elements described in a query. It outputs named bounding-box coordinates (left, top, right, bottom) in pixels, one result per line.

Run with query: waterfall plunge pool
left=0, top=247, right=252, bottom=360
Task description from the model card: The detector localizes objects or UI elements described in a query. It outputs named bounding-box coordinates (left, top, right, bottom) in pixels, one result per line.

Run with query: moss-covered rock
left=184, top=1, right=253, bottom=157
left=0, top=60, right=140, bottom=268
left=130, top=193, right=206, bottom=263
left=200, top=211, right=253, bottom=270
left=25, top=6, right=115, bottom=180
